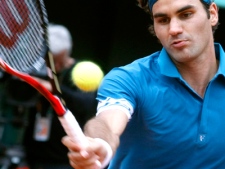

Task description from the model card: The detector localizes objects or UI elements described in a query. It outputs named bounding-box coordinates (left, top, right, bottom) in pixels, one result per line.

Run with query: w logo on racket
left=0, top=0, right=30, bottom=48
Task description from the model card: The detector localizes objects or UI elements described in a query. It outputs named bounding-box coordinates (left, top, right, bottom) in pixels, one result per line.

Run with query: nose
left=168, top=18, right=183, bottom=36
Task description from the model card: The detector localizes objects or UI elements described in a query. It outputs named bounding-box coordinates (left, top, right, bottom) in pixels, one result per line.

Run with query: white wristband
left=94, top=138, right=113, bottom=168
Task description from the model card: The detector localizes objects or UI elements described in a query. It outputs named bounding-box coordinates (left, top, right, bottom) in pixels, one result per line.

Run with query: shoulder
left=98, top=51, right=162, bottom=96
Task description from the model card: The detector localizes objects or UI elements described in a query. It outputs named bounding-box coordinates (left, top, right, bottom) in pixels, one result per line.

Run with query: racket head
left=0, top=0, right=49, bottom=73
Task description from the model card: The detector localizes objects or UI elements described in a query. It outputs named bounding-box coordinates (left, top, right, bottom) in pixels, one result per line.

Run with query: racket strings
left=0, top=0, right=48, bottom=73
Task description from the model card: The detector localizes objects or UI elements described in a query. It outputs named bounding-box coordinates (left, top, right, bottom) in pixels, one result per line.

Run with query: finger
left=68, top=152, right=101, bottom=169
left=62, top=136, right=82, bottom=152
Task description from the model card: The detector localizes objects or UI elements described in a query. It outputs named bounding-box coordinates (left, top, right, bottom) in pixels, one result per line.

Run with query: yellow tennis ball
left=71, top=61, right=104, bottom=92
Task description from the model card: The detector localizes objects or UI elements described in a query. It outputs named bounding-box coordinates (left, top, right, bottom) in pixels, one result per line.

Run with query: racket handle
left=58, top=109, right=88, bottom=148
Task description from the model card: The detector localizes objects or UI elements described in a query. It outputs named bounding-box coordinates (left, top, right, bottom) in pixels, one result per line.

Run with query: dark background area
left=44, top=0, right=225, bottom=74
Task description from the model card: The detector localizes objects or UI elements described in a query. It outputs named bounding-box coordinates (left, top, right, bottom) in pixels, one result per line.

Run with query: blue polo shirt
left=97, top=43, right=225, bottom=168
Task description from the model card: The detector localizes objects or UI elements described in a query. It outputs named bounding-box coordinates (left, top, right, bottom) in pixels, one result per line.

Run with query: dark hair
left=137, top=0, right=219, bottom=36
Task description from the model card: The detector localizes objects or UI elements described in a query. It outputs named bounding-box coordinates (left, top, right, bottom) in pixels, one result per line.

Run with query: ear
left=209, top=3, right=219, bottom=27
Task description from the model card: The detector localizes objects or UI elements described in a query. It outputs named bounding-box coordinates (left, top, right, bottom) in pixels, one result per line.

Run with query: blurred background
left=44, top=0, right=225, bottom=73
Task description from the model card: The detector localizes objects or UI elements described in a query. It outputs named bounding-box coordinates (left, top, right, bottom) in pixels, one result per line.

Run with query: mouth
left=171, top=39, right=187, bottom=48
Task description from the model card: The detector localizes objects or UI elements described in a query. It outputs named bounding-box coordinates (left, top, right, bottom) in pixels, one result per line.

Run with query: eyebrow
left=153, top=5, right=195, bottom=18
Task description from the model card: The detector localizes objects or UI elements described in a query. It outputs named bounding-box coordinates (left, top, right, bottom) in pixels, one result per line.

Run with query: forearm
left=84, top=109, right=128, bottom=155
left=62, top=109, right=128, bottom=169
left=84, top=117, right=120, bottom=154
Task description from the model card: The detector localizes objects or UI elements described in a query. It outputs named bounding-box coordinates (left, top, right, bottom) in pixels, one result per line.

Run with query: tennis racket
left=0, top=0, right=88, bottom=153
left=0, top=1, right=112, bottom=167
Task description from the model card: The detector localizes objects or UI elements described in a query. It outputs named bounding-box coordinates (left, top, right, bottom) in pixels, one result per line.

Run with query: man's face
left=152, top=0, right=218, bottom=63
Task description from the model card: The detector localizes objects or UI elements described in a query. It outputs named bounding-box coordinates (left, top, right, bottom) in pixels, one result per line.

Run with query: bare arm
left=84, top=109, right=129, bottom=154
left=62, top=109, right=129, bottom=169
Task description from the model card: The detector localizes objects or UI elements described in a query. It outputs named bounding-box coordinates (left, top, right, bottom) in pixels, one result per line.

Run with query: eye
left=181, top=12, right=193, bottom=19
left=157, top=17, right=170, bottom=24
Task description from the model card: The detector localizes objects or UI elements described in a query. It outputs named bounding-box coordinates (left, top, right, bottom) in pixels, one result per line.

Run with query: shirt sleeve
left=96, top=66, right=141, bottom=119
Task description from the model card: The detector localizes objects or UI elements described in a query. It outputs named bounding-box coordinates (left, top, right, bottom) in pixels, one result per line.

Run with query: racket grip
left=58, top=109, right=88, bottom=148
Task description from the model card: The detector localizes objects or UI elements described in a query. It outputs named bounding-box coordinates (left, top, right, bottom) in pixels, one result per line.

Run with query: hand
left=32, top=76, right=53, bottom=92
left=62, top=136, right=112, bottom=169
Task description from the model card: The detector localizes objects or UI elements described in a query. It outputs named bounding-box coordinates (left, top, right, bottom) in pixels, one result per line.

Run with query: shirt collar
left=215, top=43, right=225, bottom=77
left=158, top=47, right=180, bottom=78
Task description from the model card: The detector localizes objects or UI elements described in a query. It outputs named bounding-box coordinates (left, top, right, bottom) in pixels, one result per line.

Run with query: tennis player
left=62, top=0, right=225, bottom=168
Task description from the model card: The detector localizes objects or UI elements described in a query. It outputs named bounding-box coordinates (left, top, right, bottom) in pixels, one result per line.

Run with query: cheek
left=155, top=28, right=167, bottom=45
left=192, top=20, right=211, bottom=41
left=189, top=13, right=211, bottom=35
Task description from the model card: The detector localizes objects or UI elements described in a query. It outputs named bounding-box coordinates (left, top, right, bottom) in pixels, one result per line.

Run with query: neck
left=177, top=55, right=218, bottom=98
